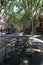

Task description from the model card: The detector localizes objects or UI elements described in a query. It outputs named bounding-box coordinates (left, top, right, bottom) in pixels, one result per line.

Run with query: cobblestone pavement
left=0, top=34, right=43, bottom=65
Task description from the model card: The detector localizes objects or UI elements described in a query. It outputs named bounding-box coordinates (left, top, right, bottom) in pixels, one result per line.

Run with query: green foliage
left=0, top=0, right=43, bottom=25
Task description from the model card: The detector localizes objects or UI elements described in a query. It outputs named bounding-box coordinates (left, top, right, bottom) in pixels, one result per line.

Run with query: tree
left=0, top=0, right=43, bottom=26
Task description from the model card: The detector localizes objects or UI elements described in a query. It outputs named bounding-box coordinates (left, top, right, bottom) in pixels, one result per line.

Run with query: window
left=40, top=23, right=42, bottom=27
left=39, top=18, right=43, bottom=22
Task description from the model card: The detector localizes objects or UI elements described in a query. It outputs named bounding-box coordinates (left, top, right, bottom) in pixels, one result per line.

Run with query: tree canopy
left=0, top=0, right=43, bottom=25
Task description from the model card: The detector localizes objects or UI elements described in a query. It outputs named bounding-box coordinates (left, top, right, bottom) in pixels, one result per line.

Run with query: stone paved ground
left=0, top=34, right=43, bottom=65
left=1, top=50, right=43, bottom=65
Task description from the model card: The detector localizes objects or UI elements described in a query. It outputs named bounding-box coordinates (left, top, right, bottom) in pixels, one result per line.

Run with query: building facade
left=0, top=18, right=8, bottom=31
left=34, top=15, right=43, bottom=35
